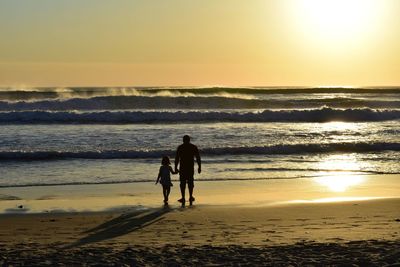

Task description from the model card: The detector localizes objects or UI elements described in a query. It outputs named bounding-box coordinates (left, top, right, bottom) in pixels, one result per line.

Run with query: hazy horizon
left=1, top=85, right=400, bottom=90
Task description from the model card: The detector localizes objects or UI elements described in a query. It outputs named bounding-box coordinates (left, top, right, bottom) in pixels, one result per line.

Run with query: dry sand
left=0, top=198, right=399, bottom=266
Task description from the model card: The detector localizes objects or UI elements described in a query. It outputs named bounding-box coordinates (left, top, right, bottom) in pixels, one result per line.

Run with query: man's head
left=183, top=135, right=190, bottom=144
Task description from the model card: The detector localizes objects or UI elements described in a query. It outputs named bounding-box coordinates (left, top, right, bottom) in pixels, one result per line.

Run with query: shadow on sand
left=66, top=205, right=172, bottom=248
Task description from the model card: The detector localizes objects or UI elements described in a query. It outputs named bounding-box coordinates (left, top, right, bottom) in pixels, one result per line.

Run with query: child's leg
left=162, top=186, right=167, bottom=201
left=166, top=186, right=171, bottom=201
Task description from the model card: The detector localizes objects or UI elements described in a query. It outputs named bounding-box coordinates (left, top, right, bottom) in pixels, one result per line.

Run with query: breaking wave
left=1, top=142, right=399, bottom=161
left=0, top=95, right=399, bottom=110
left=0, top=108, right=399, bottom=124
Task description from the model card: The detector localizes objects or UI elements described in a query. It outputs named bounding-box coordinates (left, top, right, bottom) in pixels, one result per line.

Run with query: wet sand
left=1, top=173, right=399, bottom=213
left=0, top=197, right=399, bottom=266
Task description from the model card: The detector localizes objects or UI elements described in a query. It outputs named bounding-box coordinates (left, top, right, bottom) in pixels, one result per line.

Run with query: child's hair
left=161, top=156, right=171, bottom=165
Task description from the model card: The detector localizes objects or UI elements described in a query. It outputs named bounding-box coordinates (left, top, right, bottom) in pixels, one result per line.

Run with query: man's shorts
left=179, top=170, right=194, bottom=188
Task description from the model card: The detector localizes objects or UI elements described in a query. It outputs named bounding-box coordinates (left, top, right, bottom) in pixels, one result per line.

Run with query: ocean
left=1, top=87, right=399, bottom=188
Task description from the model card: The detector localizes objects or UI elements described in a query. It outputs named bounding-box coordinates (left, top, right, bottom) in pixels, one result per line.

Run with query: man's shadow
left=65, top=205, right=172, bottom=248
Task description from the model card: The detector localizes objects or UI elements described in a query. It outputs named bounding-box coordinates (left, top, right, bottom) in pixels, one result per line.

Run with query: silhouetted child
left=155, top=156, right=178, bottom=204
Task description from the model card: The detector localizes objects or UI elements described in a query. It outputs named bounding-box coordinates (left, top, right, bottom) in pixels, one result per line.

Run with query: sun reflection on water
left=314, top=154, right=367, bottom=192
left=321, top=121, right=360, bottom=131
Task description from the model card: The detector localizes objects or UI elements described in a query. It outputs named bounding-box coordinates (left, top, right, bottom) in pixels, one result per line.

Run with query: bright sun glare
left=288, top=0, right=386, bottom=51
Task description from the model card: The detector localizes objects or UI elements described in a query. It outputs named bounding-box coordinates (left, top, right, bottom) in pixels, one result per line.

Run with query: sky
left=0, top=0, right=399, bottom=87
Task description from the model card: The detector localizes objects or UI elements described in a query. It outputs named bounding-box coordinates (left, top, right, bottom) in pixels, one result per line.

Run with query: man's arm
left=175, top=147, right=180, bottom=172
left=195, top=146, right=201, bottom=174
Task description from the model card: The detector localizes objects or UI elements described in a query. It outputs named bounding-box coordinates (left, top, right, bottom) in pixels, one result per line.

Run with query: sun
left=286, top=0, right=386, bottom=51
left=298, top=0, right=377, bottom=37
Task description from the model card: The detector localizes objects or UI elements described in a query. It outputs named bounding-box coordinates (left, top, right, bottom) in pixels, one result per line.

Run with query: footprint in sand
left=353, top=220, right=369, bottom=223
left=296, top=218, right=310, bottom=222
left=263, top=230, right=276, bottom=233
left=348, top=216, right=363, bottom=219
left=271, top=235, right=283, bottom=238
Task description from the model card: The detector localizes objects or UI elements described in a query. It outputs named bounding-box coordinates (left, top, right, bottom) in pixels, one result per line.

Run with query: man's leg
left=180, top=183, right=186, bottom=200
left=188, top=177, right=195, bottom=203
left=179, top=175, right=186, bottom=202
left=188, top=185, right=194, bottom=199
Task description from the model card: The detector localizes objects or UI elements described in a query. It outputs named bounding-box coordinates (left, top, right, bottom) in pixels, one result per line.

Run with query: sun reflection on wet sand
left=283, top=196, right=387, bottom=204
left=314, top=175, right=365, bottom=192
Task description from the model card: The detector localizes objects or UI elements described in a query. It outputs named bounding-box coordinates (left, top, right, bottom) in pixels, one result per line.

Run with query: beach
left=0, top=198, right=399, bottom=266
left=1, top=175, right=399, bottom=266
left=2, top=0, right=400, bottom=264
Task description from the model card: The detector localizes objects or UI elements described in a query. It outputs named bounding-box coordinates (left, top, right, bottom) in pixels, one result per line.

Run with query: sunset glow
left=0, top=0, right=399, bottom=86
left=0, top=1, right=399, bottom=264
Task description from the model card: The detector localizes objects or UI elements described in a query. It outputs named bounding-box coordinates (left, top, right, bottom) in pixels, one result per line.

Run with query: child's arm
left=169, top=166, right=178, bottom=174
left=155, top=168, right=161, bottom=184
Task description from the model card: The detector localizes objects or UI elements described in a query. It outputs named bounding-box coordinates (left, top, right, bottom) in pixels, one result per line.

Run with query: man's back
left=176, top=143, right=199, bottom=169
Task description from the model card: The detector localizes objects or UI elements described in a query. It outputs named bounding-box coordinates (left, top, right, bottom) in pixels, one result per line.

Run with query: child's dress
left=159, top=165, right=173, bottom=186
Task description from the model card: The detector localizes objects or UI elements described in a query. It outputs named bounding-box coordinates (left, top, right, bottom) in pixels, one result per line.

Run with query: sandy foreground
left=0, top=197, right=399, bottom=266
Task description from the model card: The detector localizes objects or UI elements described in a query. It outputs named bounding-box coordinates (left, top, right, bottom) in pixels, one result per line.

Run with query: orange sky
left=0, top=0, right=399, bottom=87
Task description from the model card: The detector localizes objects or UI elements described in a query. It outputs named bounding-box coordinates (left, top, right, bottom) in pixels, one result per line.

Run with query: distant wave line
left=1, top=86, right=400, bottom=100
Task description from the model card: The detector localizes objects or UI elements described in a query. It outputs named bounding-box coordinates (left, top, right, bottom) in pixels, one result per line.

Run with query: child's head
left=161, top=156, right=171, bottom=166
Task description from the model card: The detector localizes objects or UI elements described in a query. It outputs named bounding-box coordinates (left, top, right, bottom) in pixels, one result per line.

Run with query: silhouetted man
left=175, top=135, right=201, bottom=205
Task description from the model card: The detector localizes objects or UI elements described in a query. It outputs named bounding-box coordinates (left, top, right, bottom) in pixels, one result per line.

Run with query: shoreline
left=0, top=171, right=396, bottom=189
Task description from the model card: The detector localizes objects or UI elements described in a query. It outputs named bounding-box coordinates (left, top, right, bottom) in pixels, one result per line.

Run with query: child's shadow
left=66, top=205, right=172, bottom=248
